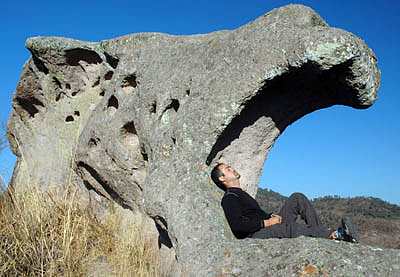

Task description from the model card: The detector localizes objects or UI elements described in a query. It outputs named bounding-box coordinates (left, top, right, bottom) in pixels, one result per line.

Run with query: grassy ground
left=0, top=184, right=162, bottom=276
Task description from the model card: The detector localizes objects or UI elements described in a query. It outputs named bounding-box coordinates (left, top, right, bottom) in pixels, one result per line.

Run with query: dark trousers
left=251, top=193, right=331, bottom=239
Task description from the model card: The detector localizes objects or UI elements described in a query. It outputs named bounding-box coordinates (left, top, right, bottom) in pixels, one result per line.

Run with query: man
left=210, top=162, right=358, bottom=242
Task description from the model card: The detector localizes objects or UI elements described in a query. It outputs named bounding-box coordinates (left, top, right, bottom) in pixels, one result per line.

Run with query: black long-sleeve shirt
left=221, top=187, right=272, bottom=239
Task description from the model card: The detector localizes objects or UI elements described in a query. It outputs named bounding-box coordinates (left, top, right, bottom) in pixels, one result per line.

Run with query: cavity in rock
left=92, top=77, right=100, bottom=87
left=107, top=95, right=119, bottom=110
left=121, top=121, right=137, bottom=135
left=65, top=115, right=74, bottom=122
left=150, top=101, right=157, bottom=114
left=31, top=54, right=49, bottom=74
left=15, top=96, right=45, bottom=118
left=88, top=137, right=100, bottom=147
left=205, top=60, right=359, bottom=166
left=163, top=99, right=180, bottom=113
left=140, top=144, right=149, bottom=161
left=64, top=48, right=103, bottom=66
left=153, top=216, right=173, bottom=248
left=120, top=121, right=140, bottom=149
left=104, top=71, right=114, bottom=80
left=121, top=74, right=138, bottom=93
left=104, top=52, right=119, bottom=69
left=169, top=99, right=180, bottom=112
left=52, top=76, right=62, bottom=89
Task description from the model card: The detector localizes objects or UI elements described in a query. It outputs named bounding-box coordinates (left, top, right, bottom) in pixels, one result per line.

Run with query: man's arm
left=221, top=195, right=264, bottom=234
left=263, top=214, right=282, bottom=227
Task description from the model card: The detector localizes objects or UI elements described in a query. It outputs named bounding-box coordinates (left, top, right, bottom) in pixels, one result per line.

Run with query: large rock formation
left=8, top=4, right=400, bottom=276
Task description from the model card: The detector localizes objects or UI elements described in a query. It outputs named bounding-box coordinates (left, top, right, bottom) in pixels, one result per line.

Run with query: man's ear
left=218, top=175, right=225, bottom=183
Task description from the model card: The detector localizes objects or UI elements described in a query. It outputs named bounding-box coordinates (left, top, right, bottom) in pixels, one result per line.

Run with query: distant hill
left=255, top=188, right=400, bottom=249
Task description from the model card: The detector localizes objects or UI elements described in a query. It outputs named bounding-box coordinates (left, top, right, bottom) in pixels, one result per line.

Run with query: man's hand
left=263, top=214, right=282, bottom=227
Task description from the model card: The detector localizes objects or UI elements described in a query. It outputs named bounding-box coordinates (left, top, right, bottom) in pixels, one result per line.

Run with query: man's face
left=218, top=164, right=240, bottom=184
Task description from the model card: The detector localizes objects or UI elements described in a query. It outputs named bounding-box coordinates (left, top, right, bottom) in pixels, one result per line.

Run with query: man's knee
left=289, top=192, right=307, bottom=200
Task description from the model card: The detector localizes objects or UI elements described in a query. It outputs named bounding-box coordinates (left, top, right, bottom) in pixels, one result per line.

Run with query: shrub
left=0, top=185, right=161, bottom=276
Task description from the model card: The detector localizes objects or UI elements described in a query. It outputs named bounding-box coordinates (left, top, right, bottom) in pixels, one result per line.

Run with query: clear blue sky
left=1, top=1, right=399, bottom=204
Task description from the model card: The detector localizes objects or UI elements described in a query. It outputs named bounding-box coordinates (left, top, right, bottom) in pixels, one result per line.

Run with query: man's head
left=210, top=162, right=241, bottom=191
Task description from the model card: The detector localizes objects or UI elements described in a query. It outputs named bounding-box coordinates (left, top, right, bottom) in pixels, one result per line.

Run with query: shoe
left=340, top=216, right=359, bottom=243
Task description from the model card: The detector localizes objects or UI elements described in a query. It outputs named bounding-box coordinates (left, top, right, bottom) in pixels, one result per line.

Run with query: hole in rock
left=256, top=105, right=375, bottom=207
left=104, top=52, right=119, bottom=69
left=92, top=77, right=100, bottom=87
left=205, top=60, right=359, bottom=192
left=168, top=99, right=180, bottom=112
left=140, top=144, right=149, bottom=161
left=121, top=121, right=137, bottom=135
left=71, top=91, right=79, bottom=97
left=74, top=111, right=80, bottom=116
left=121, top=74, right=138, bottom=93
left=159, top=98, right=180, bottom=120
left=120, top=121, right=140, bottom=149
left=88, top=137, right=100, bottom=147
left=107, top=95, right=119, bottom=110
left=150, top=101, right=157, bottom=114
left=52, top=77, right=62, bottom=89
left=65, top=115, right=74, bottom=122
left=160, top=99, right=180, bottom=118
left=65, top=83, right=71, bottom=90
left=64, top=48, right=103, bottom=66
left=120, top=122, right=149, bottom=162
left=31, top=55, right=49, bottom=74
left=99, top=90, right=105, bottom=97
left=153, top=216, right=173, bottom=249
left=186, top=89, right=190, bottom=96
left=104, top=71, right=114, bottom=80
left=15, top=96, right=45, bottom=118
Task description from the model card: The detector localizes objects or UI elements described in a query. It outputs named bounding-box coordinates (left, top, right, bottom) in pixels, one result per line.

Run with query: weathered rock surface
left=8, top=3, right=400, bottom=276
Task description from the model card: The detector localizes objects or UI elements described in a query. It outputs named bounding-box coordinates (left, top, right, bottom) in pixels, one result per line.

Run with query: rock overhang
left=204, top=34, right=379, bottom=197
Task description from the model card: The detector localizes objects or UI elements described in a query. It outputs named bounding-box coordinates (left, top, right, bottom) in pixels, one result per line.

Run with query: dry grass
left=0, top=185, right=161, bottom=276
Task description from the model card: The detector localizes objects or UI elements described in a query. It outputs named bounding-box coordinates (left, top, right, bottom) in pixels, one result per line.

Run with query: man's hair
left=210, top=162, right=227, bottom=191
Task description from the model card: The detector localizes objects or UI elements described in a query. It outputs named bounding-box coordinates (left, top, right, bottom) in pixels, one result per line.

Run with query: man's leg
left=251, top=221, right=331, bottom=239
left=278, top=192, right=323, bottom=227
left=251, top=222, right=292, bottom=239
left=251, top=192, right=331, bottom=239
